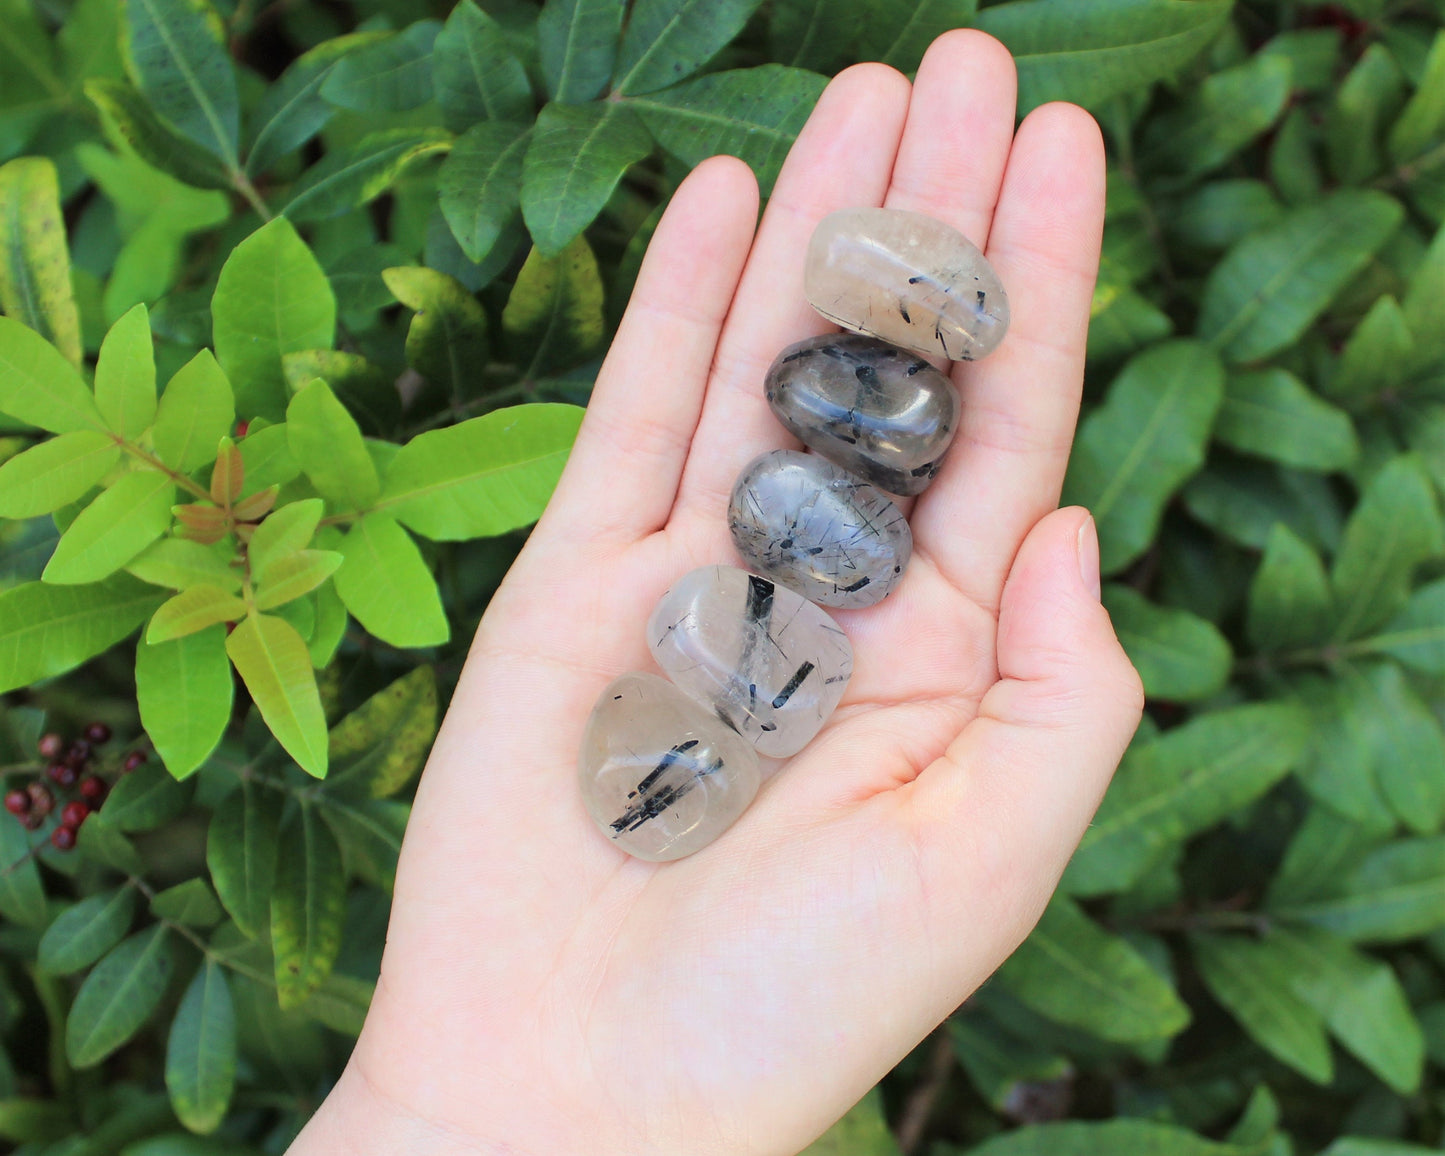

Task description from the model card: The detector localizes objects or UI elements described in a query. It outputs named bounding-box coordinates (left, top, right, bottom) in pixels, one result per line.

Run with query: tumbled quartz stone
left=729, top=449, right=911, bottom=609
left=648, top=565, right=854, bottom=759
left=766, top=333, right=961, bottom=496
left=805, top=207, right=1010, bottom=362
left=579, top=672, right=760, bottom=862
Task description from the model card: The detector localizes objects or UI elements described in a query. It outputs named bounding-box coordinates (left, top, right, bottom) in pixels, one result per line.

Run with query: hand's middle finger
left=670, top=63, right=911, bottom=525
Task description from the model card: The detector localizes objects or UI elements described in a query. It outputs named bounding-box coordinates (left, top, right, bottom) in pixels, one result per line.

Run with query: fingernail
left=1076, top=514, right=1101, bottom=600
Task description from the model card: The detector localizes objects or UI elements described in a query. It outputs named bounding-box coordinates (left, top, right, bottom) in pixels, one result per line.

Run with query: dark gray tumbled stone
left=765, top=333, right=961, bottom=496
left=728, top=449, right=911, bottom=609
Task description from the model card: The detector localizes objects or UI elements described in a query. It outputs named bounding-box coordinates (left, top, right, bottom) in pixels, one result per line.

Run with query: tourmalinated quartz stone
left=578, top=672, right=760, bottom=862
left=648, top=565, right=853, bottom=759
left=728, top=449, right=912, bottom=609
left=766, top=333, right=961, bottom=496
left=805, top=207, right=1010, bottom=362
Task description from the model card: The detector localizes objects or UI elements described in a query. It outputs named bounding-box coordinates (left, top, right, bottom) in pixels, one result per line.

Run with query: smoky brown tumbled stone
left=805, top=207, right=1010, bottom=362
left=765, top=333, right=961, bottom=496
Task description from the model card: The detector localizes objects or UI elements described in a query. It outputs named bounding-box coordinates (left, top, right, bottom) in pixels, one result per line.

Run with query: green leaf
left=0, top=574, right=162, bottom=692
left=270, top=804, right=345, bottom=1010
left=66, top=925, right=173, bottom=1068
left=1256, top=926, right=1423, bottom=1093
left=319, top=21, right=440, bottom=113
left=122, top=0, right=239, bottom=168
left=84, top=78, right=233, bottom=191
left=136, top=625, right=232, bottom=778
left=212, top=219, right=336, bottom=423
left=1269, top=804, right=1390, bottom=909
left=1275, top=837, right=1445, bottom=944
left=309, top=580, right=347, bottom=668
left=0, top=804, right=44, bottom=926
left=769, top=0, right=861, bottom=73
left=1189, top=932, right=1333, bottom=1083
left=254, top=550, right=341, bottom=612
left=1142, top=54, right=1291, bottom=180
left=43, top=470, right=175, bottom=585
left=628, top=64, right=826, bottom=195
left=380, top=403, right=583, bottom=540
left=1330, top=456, right=1444, bottom=641
left=327, top=665, right=437, bottom=799
left=94, top=304, right=157, bottom=440
left=1363, top=578, right=1445, bottom=674
left=439, top=121, right=530, bottom=265
left=501, top=238, right=602, bottom=376
left=0, top=315, right=104, bottom=432
left=75, top=817, right=144, bottom=875
left=321, top=797, right=408, bottom=890
left=285, top=379, right=379, bottom=509
left=0, top=157, right=82, bottom=367
left=1246, top=524, right=1333, bottom=651
left=1164, top=180, right=1285, bottom=253
left=282, top=350, right=401, bottom=434
left=1259, top=28, right=1343, bottom=95
left=0, top=432, right=121, bottom=519
left=1324, top=1144, right=1442, bottom=1156
left=1390, top=31, right=1445, bottom=163
left=333, top=514, right=448, bottom=647
left=522, top=103, right=652, bottom=256
left=98, top=761, right=194, bottom=831
left=433, top=0, right=533, bottom=128
left=1183, top=459, right=1343, bottom=553
left=1087, top=289, right=1174, bottom=364
left=1214, top=370, right=1358, bottom=471
left=226, top=614, right=327, bottom=777
left=165, top=960, right=235, bottom=1134
left=798, top=1087, right=900, bottom=1156
left=1293, top=672, right=1394, bottom=827
left=948, top=1016, right=1072, bottom=1116
left=294, top=971, right=374, bottom=1037
left=961, top=1119, right=1263, bottom=1156
left=244, top=32, right=388, bottom=178
left=147, top=586, right=247, bottom=642
left=975, top=0, right=1232, bottom=115
left=1197, top=191, right=1404, bottom=364
left=1345, top=662, right=1445, bottom=834
left=38, top=889, right=137, bottom=975
left=863, top=0, right=979, bottom=74
left=381, top=266, right=490, bottom=400
left=613, top=0, right=763, bottom=96
left=150, top=878, right=222, bottom=926
left=151, top=350, right=234, bottom=473
left=247, top=498, right=322, bottom=579
left=996, top=895, right=1190, bottom=1043
left=1062, top=340, right=1224, bottom=574
left=1330, top=295, right=1415, bottom=405
left=206, top=781, right=282, bottom=938
left=237, top=423, right=300, bottom=496
left=283, top=128, right=451, bottom=224
left=128, top=538, right=239, bottom=593
left=1328, top=44, right=1406, bottom=186
left=1101, top=585, right=1231, bottom=702
left=538, top=0, right=625, bottom=104
left=1064, top=703, right=1311, bottom=896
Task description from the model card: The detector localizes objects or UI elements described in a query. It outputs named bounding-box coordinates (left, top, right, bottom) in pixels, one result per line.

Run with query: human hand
left=290, top=30, right=1142, bottom=1156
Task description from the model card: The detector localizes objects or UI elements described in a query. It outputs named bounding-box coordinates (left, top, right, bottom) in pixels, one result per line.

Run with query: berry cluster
left=3, top=725, right=147, bottom=851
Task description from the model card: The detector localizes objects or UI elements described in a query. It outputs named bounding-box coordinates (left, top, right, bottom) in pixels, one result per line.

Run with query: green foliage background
left=0, top=0, right=1443, bottom=1153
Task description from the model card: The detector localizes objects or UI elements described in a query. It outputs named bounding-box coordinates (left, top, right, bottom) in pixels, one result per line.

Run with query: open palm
left=294, top=31, right=1143, bottom=1156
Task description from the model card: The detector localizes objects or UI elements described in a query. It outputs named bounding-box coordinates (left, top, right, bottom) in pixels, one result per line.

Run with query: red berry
left=235, top=419, right=250, bottom=438
left=23, top=811, right=43, bottom=830
left=26, top=782, right=53, bottom=816
left=79, top=776, right=107, bottom=804
left=65, top=739, right=91, bottom=767
left=122, top=751, right=147, bottom=772
left=60, top=801, right=89, bottom=828
left=4, top=789, right=29, bottom=816
left=37, top=732, right=64, bottom=760
left=83, top=722, right=112, bottom=744
left=47, top=762, right=78, bottom=788
left=50, top=825, right=76, bottom=851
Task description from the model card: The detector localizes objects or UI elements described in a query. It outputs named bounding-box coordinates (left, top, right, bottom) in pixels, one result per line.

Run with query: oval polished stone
left=579, top=672, right=760, bottom=862
left=648, top=565, right=853, bottom=758
left=766, top=333, right=961, bottom=496
left=728, top=450, right=911, bottom=609
left=805, top=207, right=1010, bottom=361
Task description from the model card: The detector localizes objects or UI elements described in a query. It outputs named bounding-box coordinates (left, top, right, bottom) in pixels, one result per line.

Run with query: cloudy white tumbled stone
left=578, top=672, right=760, bottom=862
left=648, top=565, right=853, bottom=759
left=728, top=449, right=912, bottom=609
left=805, top=207, right=1010, bottom=361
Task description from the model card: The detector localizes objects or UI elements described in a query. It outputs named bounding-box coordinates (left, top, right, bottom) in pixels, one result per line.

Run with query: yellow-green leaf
left=285, top=379, right=379, bottom=508
left=225, top=613, right=327, bottom=776
left=333, top=513, right=448, bottom=647
left=127, top=537, right=240, bottom=592
left=0, top=431, right=120, bottom=518
left=43, top=470, right=175, bottom=585
left=153, top=350, right=233, bottom=472
left=94, top=303, right=156, bottom=439
left=247, top=497, right=323, bottom=578
left=0, top=315, right=103, bottom=433
left=0, top=157, right=82, bottom=367
left=270, top=803, right=345, bottom=1009
left=137, top=625, right=231, bottom=779
left=147, top=584, right=247, bottom=642
left=254, top=549, right=342, bottom=610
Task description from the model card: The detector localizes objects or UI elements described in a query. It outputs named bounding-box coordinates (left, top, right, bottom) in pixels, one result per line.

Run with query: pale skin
left=290, top=31, right=1144, bottom=1156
